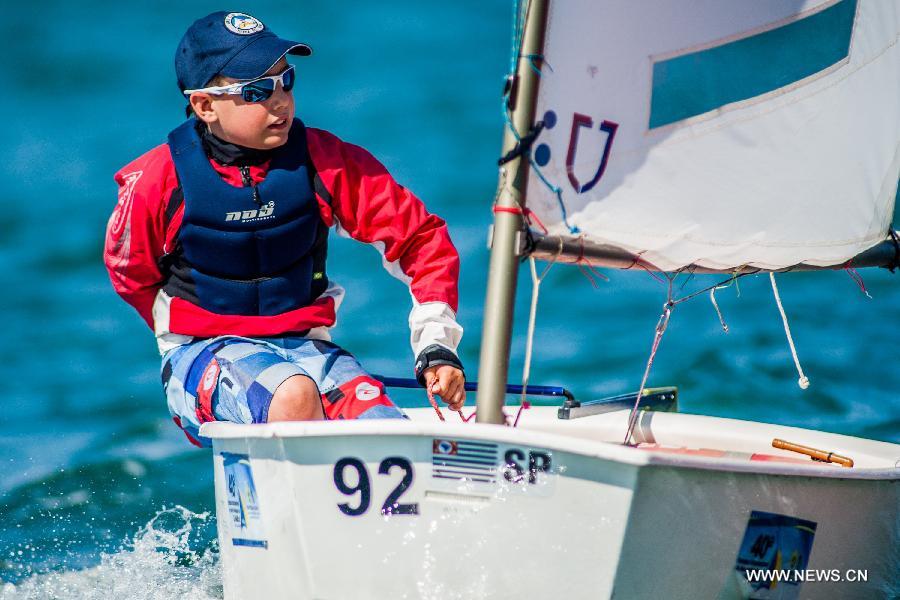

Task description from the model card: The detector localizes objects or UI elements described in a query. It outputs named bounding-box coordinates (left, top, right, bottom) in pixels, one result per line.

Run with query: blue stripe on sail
left=649, top=0, right=856, bottom=129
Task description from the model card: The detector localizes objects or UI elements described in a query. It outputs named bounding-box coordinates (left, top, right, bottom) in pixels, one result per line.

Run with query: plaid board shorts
left=160, top=335, right=406, bottom=447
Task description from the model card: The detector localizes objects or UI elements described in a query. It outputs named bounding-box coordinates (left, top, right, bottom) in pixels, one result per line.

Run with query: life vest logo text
left=226, top=201, right=275, bottom=223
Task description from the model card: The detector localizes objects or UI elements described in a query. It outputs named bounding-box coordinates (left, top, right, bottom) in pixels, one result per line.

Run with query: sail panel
left=649, top=0, right=856, bottom=129
left=526, top=0, right=900, bottom=270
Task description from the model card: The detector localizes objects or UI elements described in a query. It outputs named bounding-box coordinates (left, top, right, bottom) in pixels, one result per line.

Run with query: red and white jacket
left=104, top=126, right=463, bottom=358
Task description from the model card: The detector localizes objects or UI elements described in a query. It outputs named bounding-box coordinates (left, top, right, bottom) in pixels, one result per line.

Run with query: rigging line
left=577, top=263, right=604, bottom=287
left=573, top=235, right=609, bottom=287
left=509, top=0, right=526, bottom=75
left=671, top=270, right=757, bottom=306
left=528, top=157, right=577, bottom=232
left=623, top=281, right=674, bottom=445
left=502, top=103, right=523, bottom=141
left=769, top=273, right=810, bottom=390
left=637, top=260, right=667, bottom=284
left=515, top=244, right=563, bottom=427
left=732, top=270, right=742, bottom=297
left=708, top=271, right=743, bottom=334
left=676, top=266, right=697, bottom=292
left=709, top=286, right=730, bottom=334
left=844, top=265, right=872, bottom=299
left=502, top=0, right=530, bottom=140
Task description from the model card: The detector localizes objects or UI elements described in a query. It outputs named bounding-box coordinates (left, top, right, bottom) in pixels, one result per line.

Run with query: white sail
left=526, top=0, right=900, bottom=271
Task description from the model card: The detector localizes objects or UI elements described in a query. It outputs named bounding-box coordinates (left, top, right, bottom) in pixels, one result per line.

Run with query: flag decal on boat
left=432, top=439, right=499, bottom=483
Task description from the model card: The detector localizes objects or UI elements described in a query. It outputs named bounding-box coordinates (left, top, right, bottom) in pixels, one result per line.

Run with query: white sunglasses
left=183, top=66, right=295, bottom=103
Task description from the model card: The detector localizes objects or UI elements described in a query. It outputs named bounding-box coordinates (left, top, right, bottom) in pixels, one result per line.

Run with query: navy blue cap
left=176, top=11, right=311, bottom=91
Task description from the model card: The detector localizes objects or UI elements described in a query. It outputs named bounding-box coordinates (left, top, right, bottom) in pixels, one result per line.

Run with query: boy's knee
left=268, top=375, right=323, bottom=422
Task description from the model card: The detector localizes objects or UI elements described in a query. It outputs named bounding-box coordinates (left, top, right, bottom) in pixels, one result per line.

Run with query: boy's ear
left=189, top=93, right=218, bottom=124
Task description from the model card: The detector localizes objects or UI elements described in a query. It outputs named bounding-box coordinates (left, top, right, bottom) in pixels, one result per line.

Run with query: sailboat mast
left=476, top=0, right=550, bottom=424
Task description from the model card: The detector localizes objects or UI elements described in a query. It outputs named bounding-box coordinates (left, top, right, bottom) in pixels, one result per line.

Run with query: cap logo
left=224, top=13, right=264, bottom=35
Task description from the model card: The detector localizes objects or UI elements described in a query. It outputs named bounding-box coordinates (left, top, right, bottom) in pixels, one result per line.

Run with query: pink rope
left=845, top=266, right=872, bottom=299
left=572, top=236, right=609, bottom=288
left=427, top=380, right=468, bottom=422
left=426, top=381, right=445, bottom=422
left=512, top=400, right=531, bottom=427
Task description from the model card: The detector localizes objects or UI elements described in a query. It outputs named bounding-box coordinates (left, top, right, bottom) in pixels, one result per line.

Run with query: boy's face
left=189, top=58, right=295, bottom=150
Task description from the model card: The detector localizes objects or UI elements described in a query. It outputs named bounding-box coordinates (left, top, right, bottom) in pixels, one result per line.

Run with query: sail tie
left=769, top=273, right=810, bottom=390
left=493, top=204, right=548, bottom=234
left=844, top=265, right=872, bottom=299
left=497, top=121, right=545, bottom=166
left=573, top=235, right=610, bottom=288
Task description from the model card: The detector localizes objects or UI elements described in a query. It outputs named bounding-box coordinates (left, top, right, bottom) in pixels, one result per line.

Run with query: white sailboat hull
left=204, top=408, right=900, bottom=599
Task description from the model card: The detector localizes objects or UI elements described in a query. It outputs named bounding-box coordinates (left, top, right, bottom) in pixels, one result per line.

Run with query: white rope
left=769, top=272, right=810, bottom=390
left=709, top=286, right=729, bottom=334
left=520, top=255, right=558, bottom=406
left=520, top=258, right=540, bottom=406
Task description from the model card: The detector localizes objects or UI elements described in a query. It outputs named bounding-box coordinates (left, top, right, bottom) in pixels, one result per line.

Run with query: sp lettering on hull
left=503, top=449, right=552, bottom=485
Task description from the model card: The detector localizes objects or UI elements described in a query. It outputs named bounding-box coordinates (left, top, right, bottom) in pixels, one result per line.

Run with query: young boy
left=104, top=11, right=465, bottom=446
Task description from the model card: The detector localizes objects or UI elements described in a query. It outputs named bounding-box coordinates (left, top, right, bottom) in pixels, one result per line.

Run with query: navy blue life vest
left=162, top=119, right=328, bottom=316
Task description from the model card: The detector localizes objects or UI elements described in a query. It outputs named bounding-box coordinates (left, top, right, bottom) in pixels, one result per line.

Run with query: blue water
left=1, top=1, right=898, bottom=596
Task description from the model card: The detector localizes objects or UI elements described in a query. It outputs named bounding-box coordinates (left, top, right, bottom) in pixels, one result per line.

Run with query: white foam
left=1, top=506, right=221, bottom=600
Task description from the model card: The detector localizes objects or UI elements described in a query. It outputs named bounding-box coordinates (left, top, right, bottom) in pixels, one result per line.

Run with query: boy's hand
left=423, top=365, right=466, bottom=411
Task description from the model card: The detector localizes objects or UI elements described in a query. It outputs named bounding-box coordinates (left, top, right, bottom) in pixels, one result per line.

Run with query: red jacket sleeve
left=306, top=128, right=460, bottom=311
left=104, top=144, right=176, bottom=328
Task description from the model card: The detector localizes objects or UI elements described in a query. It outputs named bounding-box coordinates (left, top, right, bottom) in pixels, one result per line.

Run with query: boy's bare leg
left=268, top=375, right=324, bottom=421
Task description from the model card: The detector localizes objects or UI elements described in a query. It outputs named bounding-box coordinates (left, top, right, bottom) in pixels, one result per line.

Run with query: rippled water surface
left=2, top=1, right=898, bottom=596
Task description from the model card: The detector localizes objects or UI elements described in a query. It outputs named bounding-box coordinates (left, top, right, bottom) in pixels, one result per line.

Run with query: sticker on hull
left=725, top=510, right=817, bottom=599
left=221, top=452, right=268, bottom=548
